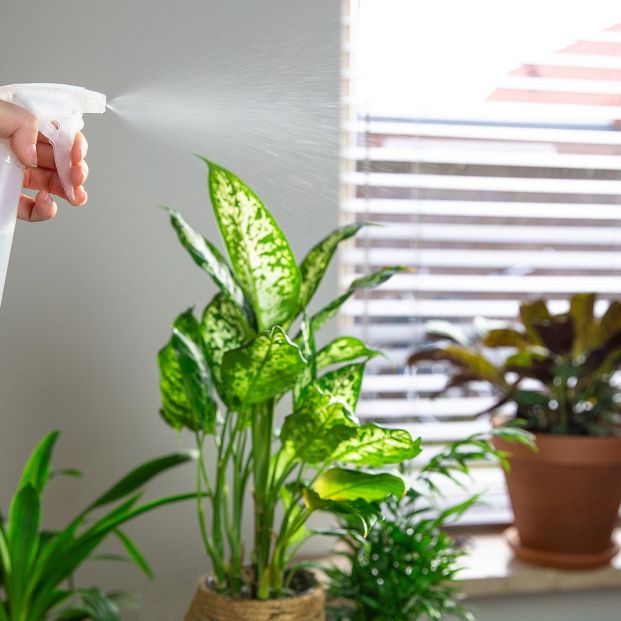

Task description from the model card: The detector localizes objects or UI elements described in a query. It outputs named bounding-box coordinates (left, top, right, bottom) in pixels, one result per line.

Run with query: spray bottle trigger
left=39, top=115, right=85, bottom=203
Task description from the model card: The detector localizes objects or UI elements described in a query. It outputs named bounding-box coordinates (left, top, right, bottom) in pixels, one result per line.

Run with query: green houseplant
left=325, top=430, right=531, bottom=621
left=0, top=431, right=194, bottom=621
left=158, top=159, right=422, bottom=621
left=408, top=294, right=621, bottom=569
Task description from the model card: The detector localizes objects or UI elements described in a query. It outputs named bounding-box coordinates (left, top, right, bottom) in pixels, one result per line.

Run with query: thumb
left=0, top=99, right=38, bottom=168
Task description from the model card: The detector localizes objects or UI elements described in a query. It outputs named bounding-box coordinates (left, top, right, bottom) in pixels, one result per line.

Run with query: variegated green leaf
left=332, top=424, right=422, bottom=466
left=221, top=327, right=307, bottom=406
left=203, top=159, right=301, bottom=330
left=158, top=310, right=217, bottom=433
left=316, top=336, right=380, bottom=370
left=314, top=469, right=405, bottom=503
left=280, top=387, right=357, bottom=464
left=200, top=293, right=254, bottom=398
left=292, top=314, right=317, bottom=406
left=298, top=222, right=370, bottom=311
left=158, top=343, right=198, bottom=432
left=172, top=331, right=216, bottom=433
left=315, top=363, right=365, bottom=412
left=311, top=267, right=406, bottom=333
left=164, top=207, right=253, bottom=324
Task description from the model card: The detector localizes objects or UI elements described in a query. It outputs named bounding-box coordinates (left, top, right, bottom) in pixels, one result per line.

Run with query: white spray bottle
left=0, top=83, right=106, bottom=305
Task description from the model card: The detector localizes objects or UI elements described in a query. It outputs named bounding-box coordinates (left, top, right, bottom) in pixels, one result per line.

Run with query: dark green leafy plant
left=325, top=429, right=533, bottom=621
left=158, top=159, right=421, bottom=600
left=409, top=294, right=621, bottom=435
left=0, top=431, right=194, bottom=621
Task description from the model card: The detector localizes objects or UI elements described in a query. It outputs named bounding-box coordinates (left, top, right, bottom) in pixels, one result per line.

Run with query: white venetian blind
left=340, top=1, right=621, bottom=523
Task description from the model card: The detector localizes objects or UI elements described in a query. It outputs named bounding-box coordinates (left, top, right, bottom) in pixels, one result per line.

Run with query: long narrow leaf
left=7, top=484, right=41, bottom=613
left=113, top=530, right=154, bottom=579
left=18, top=431, right=60, bottom=494
left=298, top=222, right=371, bottom=311
left=311, top=267, right=407, bottom=333
left=86, top=453, right=193, bottom=512
left=164, top=207, right=252, bottom=323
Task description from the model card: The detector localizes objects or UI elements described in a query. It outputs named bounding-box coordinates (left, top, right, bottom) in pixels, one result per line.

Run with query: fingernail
left=81, top=138, right=88, bottom=160
left=40, top=191, right=52, bottom=205
left=28, top=144, right=37, bottom=167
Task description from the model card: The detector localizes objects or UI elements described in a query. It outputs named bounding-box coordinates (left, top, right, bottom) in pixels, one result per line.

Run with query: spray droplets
left=106, top=13, right=339, bottom=223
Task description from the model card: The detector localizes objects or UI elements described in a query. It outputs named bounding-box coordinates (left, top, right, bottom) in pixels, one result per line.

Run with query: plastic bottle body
left=0, top=140, right=24, bottom=306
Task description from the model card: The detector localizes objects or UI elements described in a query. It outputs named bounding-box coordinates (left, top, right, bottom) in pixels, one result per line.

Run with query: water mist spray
left=0, top=83, right=106, bottom=305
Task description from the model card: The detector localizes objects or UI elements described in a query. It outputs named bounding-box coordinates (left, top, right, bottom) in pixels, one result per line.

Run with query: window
left=341, top=0, right=621, bottom=523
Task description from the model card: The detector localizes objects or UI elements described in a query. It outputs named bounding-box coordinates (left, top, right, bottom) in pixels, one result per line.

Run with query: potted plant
left=409, top=294, right=621, bottom=569
left=157, top=159, right=422, bottom=620
left=324, top=429, right=531, bottom=621
left=0, top=430, right=194, bottom=620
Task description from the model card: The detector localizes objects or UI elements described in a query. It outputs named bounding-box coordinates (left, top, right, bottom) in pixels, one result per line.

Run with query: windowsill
left=316, top=529, right=621, bottom=600
left=461, top=529, right=621, bottom=598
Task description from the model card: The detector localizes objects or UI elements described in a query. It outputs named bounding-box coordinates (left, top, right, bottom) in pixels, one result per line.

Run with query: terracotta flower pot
left=493, top=434, right=621, bottom=569
left=184, top=573, right=325, bottom=621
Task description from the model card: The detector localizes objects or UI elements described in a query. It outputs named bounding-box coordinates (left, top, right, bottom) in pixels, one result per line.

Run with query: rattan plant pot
left=184, top=574, right=326, bottom=621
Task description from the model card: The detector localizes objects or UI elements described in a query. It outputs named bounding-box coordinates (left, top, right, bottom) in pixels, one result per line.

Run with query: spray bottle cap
left=0, top=83, right=106, bottom=202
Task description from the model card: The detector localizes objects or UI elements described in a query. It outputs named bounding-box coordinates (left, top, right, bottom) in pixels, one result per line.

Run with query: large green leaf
left=86, top=453, right=194, bottom=512
left=221, top=327, right=307, bottom=406
left=314, top=363, right=366, bottom=412
left=316, top=337, right=380, bottom=371
left=18, top=430, right=59, bottom=494
left=302, top=488, right=382, bottom=536
left=332, top=424, right=422, bottom=467
left=280, top=388, right=358, bottom=464
left=298, top=223, right=370, bottom=311
left=164, top=207, right=252, bottom=323
left=200, top=293, right=254, bottom=396
left=204, top=159, right=300, bottom=330
left=314, top=469, right=405, bottom=503
left=311, top=267, right=406, bottom=333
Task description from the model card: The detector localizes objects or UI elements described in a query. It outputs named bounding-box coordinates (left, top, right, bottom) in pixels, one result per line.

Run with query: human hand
left=0, top=99, right=89, bottom=222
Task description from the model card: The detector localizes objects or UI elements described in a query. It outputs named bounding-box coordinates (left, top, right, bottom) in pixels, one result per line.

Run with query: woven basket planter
left=184, top=574, right=325, bottom=621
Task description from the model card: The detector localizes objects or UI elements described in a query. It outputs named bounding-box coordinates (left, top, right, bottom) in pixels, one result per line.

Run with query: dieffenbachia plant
left=0, top=431, right=194, bottom=621
left=158, top=159, right=421, bottom=600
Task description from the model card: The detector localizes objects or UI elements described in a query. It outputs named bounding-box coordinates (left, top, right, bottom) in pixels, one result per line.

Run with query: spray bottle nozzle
left=81, top=89, right=107, bottom=114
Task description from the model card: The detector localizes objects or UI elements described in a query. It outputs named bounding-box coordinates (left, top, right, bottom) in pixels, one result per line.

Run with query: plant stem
left=252, top=399, right=275, bottom=599
left=195, top=433, right=224, bottom=584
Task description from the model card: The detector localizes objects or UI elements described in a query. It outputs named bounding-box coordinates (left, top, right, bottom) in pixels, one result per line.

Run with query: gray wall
left=0, top=1, right=340, bottom=619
